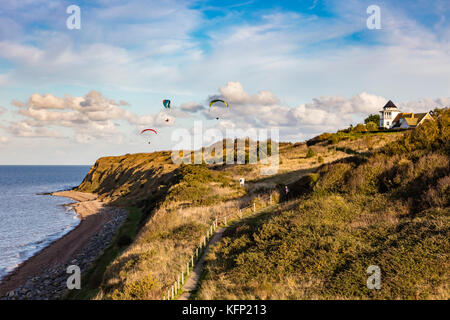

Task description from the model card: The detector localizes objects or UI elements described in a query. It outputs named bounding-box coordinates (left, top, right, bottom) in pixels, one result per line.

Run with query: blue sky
left=0, top=0, right=449, bottom=164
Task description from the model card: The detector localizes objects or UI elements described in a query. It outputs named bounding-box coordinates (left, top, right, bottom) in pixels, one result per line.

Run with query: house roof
left=392, top=112, right=431, bottom=128
left=383, top=100, right=400, bottom=110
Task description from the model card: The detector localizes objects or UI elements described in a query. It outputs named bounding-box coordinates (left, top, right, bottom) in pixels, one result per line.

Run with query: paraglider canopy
left=209, top=99, right=229, bottom=120
left=163, top=100, right=171, bottom=109
left=141, top=128, right=157, bottom=145
left=141, top=128, right=157, bottom=134
left=209, top=99, right=228, bottom=108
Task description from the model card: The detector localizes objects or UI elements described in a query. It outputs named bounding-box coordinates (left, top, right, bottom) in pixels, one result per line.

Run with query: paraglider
left=209, top=99, right=228, bottom=109
left=162, top=100, right=171, bottom=109
left=141, top=128, right=157, bottom=144
left=209, top=99, right=229, bottom=120
left=163, top=99, right=171, bottom=122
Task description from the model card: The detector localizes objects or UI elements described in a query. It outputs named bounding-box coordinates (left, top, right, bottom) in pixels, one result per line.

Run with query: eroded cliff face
left=76, top=151, right=179, bottom=208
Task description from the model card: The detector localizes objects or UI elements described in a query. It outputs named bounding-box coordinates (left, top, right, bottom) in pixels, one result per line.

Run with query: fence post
left=224, top=216, right=227, bottom=225
left=191, top=254, right=194, bottom=267
left=168, top=289, right=170, bottom=300
left=203, top=236, right=206, bottom=247
left=239, top=209, right=242, bottom=219
left=172, top=283, right=175, bottom=298
left=210, top=225, right=213, bottom=235
left=181, top=271, right=184, bottom=285
left=253, top=202, right=256, bottom=212
left=187, top=262, right=190, bottom=276
left=270, top=194, right=272, bottom=205
left=177, top=275, right=180, bottom=292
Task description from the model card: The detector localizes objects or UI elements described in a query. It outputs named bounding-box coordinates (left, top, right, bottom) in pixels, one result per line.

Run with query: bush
left=314, top=162, right=352, bottom=193
left=329, top=135, right=339, bottom=145
left=353, top=123, right=367, bottom=133
left=318, top=156, right=324, bottom=163
left=110, top=274, right=160, bottom=300
left=366, top=121, right=378, bottom=131
left=306, top=147, right=316, bottom=158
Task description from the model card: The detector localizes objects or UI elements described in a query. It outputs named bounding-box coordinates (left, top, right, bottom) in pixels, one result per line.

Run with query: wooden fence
left=163, top=192, right=276, bottom=300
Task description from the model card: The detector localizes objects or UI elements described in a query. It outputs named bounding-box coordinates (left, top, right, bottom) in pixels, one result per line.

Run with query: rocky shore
left=1, top=207, right=126, bottom=300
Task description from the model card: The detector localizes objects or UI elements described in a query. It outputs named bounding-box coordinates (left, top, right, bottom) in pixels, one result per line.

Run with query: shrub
left=318, top=156, right=324, bottom=163
left=365, top=121, right=378, bottom=131
left=110, top=274, right=160, bottom=300
left=353, top=123, right=367, bottom=133
left=329, top=135, right=339, bottom=145
left=306, top=147, right=316, bottom=158
left=314, top=162, right=352, bottom=193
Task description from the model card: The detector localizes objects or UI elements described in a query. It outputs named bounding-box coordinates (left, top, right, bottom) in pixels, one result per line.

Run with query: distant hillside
left=66, top=118, right=414, bottom=300
left=195, top=108, right=449, bottom=299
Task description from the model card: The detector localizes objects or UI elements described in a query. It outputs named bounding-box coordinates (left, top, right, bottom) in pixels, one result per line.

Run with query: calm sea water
left=0, top=166, right=91, bottom=280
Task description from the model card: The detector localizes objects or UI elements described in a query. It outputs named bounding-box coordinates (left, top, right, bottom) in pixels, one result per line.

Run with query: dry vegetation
left=195, top=109, right=449, bottom=300
left=65, top=110, right=449, bottom=300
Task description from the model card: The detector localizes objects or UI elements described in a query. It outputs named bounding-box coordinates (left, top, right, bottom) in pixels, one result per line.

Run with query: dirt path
left=178, top=227, right=226, bottom=300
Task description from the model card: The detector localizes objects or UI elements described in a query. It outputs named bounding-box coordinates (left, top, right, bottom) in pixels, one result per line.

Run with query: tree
left=364, top=114, right=380, bottom=125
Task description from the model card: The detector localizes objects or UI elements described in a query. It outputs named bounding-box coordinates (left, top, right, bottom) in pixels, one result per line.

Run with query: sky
left=0, top=0, right=449, bottom=165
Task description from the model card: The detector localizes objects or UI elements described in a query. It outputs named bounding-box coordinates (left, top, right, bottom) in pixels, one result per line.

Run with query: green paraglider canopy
left=209, top=99, right=228, bottom=108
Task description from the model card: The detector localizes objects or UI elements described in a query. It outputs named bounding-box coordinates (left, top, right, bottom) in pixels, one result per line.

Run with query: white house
left=379, top=100, right=433, bottom=129
left=379, top=100, right=402, bottom=129
left=391, top=112, right=434, bottom=129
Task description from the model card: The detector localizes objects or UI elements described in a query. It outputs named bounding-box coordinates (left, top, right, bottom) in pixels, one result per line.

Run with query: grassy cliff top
left=67, top=115, right=449, bottom=300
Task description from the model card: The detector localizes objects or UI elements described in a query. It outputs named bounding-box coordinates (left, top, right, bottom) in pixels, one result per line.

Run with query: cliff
left=64, top=112, right=450, bottom=300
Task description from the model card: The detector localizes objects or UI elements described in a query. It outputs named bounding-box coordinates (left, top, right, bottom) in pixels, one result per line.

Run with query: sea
left=0, top=166, right=91, bottom=281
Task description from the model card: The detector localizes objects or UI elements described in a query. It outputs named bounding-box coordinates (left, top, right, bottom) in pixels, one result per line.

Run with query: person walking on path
left=285, top=185, right=289, bottom=200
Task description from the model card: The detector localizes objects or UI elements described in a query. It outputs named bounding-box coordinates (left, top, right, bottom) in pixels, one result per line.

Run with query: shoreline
left=0, top=191, right=127, bottom=299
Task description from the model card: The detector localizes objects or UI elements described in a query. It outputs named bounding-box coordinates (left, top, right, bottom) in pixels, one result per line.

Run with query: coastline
left=0, top=191, right=127, bottom=299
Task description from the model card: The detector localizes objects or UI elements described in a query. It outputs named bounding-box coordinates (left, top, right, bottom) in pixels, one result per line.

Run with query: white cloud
left=28, top=93, right=65, bottom=109
left=0, top=1, right=448, bottom=103
left=201, top=82, right=447, bottom=140
left=8, top=121, right=62, bottom=138
left=9, top=90, right=175, bottom=143
left=180, top=102, right=204, bottom=113
left=398, top=97, right=450, bottom=112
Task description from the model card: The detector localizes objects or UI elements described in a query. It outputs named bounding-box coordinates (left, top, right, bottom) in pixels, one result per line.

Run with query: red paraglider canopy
left=141, top=129, right=157, bottom=134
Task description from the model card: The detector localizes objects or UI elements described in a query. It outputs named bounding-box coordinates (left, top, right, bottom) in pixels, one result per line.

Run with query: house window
left=387, top=121, right=389, bottom=126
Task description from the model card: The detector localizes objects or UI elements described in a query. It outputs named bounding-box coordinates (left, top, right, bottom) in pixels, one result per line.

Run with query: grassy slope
left=196, top=110, right=450, bottom=299
left=65, top=124, right=413, bottom=300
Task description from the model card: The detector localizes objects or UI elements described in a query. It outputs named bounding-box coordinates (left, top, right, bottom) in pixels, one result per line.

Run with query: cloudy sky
left=0, top=0, right=449, bottom=164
